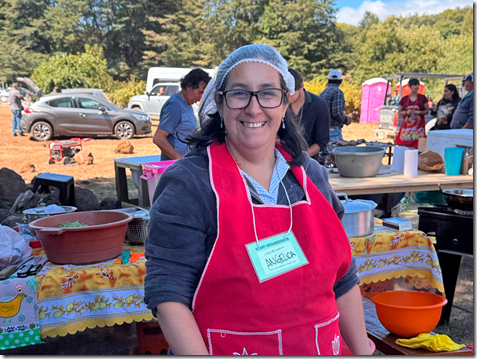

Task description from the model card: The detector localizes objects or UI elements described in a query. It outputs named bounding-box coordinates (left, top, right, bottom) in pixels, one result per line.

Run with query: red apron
left=396, top=95, right=426, bottom=148
left=191, top=142, right=352, bottom=355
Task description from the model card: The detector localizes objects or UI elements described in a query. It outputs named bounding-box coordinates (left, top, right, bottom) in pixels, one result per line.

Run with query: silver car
left=21, top=94, right=152, bottom=141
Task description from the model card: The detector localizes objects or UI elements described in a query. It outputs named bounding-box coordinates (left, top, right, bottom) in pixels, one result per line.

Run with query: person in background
left=153, top=69, right=211, bottom=160
left=53, top=87, right=62, bottom=94
left=9, top=83, right=24, bottom=136
left=451, top=72, right=473, bottom=129
left=288, top=68, right=330, bottom=159
left=396, top=78, right=428, bottom=148
left=319, top=69, right=351, bottom=143
left=157, top=87, right=164, bottom=96
left=386, top=88, right=401, bottom=106
left=430, top=84, right=461, bottom=130
left=144, top=44, right=371, bottom=355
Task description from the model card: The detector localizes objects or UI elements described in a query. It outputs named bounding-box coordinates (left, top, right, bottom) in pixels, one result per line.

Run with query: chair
left=32, top=172, right=75, bottom=206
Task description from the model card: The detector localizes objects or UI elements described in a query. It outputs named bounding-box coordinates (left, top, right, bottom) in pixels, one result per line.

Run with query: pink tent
left=360, top=78, right=389, bottom=124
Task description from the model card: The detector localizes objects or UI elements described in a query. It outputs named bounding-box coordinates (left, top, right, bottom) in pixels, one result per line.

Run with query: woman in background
left=397, top=78, right=429, bottom=148
left=430, top=84, right=461, bottom=130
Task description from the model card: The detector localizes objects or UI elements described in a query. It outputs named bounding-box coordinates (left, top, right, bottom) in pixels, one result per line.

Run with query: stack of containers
left=141, top=160, right=177, bottom=206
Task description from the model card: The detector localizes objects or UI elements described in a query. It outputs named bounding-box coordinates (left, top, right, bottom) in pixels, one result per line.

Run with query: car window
left=48, top=97, right=74, bottom=108
left=164, top=85, right=179, bottom=96
left=150, top=86, right=164, bottom=96
left=77, top=97, right=101, bottom=109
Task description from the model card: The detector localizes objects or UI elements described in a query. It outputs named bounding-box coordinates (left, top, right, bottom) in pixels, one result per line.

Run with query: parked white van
left=146, top=67, right=215, bottom=93
left=128, top=67, right=215, bottom=120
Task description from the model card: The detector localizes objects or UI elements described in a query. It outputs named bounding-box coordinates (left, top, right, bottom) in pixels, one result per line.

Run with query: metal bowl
left=23, top=206, right=77, bottom=223
left=333, top=146, right=386, bottom=178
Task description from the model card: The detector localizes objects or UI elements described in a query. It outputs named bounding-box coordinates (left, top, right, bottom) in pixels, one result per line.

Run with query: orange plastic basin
left=371, top=291, right=447, bottom=338
left=29, top=211, right=133, bottom=265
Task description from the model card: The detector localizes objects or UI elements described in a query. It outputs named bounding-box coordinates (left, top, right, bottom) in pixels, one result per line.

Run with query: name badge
left=245, top=231, right=308, bottom=283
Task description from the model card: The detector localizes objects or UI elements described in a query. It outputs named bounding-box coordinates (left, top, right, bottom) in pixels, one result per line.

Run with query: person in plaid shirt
left=320, top=69, right=351, bottom=143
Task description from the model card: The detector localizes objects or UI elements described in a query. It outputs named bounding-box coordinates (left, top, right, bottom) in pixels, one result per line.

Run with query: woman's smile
left=240, top=120, right=267, bottom=128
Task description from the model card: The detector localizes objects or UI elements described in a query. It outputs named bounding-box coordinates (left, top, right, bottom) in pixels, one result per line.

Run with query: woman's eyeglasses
left=216, top=88, right=288, bottom=109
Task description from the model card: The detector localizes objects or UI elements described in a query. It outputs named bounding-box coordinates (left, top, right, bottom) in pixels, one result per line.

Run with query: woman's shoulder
left=301, top=152, right=329, bottom=185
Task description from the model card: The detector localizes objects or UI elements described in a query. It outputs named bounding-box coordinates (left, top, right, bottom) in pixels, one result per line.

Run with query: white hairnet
left=198, top=77, right=217, bottom=126
left=215, top=44, right=295, bottom=95
left=199, top=44, right=294, bottom=126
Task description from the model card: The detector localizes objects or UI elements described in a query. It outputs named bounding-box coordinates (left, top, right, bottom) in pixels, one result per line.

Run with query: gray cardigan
left=144, top=147, right=359, bottom=317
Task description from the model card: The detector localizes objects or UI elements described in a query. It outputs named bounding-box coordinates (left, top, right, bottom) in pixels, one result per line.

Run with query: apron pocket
left=314, top=313, right=341, bottom=355
left=206, top=328, right=283, bottom=355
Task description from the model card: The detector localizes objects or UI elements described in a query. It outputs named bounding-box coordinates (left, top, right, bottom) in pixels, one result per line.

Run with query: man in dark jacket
left=288, top=68, right=330, bottom=159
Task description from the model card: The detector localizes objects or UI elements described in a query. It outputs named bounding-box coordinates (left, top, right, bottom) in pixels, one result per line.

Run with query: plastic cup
left=444, top=147, right=464, bottom=176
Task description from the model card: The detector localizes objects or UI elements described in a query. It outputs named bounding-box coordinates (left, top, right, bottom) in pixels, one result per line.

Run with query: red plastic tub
left=29, top=211, right=133, bottom=264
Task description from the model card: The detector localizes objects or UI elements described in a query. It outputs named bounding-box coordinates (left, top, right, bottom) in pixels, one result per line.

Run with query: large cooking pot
left=441, top=188, right=473, bottom=211
left=333, top=146, right=386, bottom=178
left=337, top=192, right=377, bottom=238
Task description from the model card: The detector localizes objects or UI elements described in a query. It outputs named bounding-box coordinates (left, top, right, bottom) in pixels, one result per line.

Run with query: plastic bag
left=0, top=225, right=33, bottom=269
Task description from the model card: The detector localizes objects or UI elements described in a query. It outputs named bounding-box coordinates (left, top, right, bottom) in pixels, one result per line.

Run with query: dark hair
left=445, top=84, right=460, bottom=101
left=53, top=86, right=62, bottom=93
left=328, top=79, right=342, bottom=85
left=288, top=68, right=303, bottom=91
left=180, top=68, right=211, bottom=90
left=186, top=73, right=307, bottom=166
left=408, top=78, right=420, bottom=86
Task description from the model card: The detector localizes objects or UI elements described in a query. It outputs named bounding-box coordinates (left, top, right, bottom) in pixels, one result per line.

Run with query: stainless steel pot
left=337, top=192, right=377, bottom=238
left=23, top=206, right=77, bottom=223
left=333, top=146, right=386, bottom=178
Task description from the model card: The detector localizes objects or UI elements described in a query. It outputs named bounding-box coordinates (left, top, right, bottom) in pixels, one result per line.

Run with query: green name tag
left=245, top=231, right=309, bottom=283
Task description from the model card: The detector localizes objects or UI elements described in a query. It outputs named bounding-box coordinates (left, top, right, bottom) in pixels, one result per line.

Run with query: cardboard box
left=461, top=154, right=473, bottom=175
left=418, top=137, right=427, bottom=152
left=382, top=217, right=413, bottom=231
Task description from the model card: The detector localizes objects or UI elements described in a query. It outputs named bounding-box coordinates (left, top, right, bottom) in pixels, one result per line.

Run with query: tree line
left=0, top=0, right=472, bottom=110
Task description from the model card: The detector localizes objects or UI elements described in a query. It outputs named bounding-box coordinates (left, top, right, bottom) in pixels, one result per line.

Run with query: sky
left=335, top=0, right=473, bottom=26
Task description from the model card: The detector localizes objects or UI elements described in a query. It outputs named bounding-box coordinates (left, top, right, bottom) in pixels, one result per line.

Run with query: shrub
left=106, top=76, right=146, bottom=108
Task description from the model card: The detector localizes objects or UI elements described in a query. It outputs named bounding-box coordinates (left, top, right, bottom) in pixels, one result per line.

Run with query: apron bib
left=396, top=95, right=426, bottom=148
left=192, top=142, right=352, bottom=355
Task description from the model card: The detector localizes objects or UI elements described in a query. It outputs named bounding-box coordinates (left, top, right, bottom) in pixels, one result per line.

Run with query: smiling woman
left=144, top=44, right=372, bottom=355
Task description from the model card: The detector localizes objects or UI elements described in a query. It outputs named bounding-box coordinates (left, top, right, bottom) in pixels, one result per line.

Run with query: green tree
left=359, top=11, right=379, bottom=29
left=354, top=18, right=444, bottom=84
left=260, top=0, right=343, bottom=78
left=202, top=0, right=267, bottom=66
left=31, top=44, right=112, bottom=93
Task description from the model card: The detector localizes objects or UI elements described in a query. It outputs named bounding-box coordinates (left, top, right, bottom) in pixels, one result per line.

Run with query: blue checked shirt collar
left=240, top=148, right=290, bottom=205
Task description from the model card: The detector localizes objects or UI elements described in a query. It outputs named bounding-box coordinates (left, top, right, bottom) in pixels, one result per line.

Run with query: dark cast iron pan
left=438, top=183, right=473, bottom=211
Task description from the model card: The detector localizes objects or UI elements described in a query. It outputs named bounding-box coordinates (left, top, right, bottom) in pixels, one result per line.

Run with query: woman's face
left=219, top=62, right=288, bottom=155
left=410, top=84, right=419, bottom=94
left=443, top=88, right=453, bottom=100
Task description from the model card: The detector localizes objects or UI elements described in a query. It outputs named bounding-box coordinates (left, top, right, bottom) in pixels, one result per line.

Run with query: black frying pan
left=438, top=183, right=473, bottom=210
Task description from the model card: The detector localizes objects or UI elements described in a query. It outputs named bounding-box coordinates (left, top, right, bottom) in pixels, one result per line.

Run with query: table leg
left=437, top=251, right=462, bottom=324
left=115, top=165, right=129, bottom=203
left=138, top=178, right=150, bottom=208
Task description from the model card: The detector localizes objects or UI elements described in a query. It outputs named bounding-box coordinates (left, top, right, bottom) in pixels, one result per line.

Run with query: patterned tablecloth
left=31, top=245, right=153, bottom=339
left=350, top=223, right=445, bottom=298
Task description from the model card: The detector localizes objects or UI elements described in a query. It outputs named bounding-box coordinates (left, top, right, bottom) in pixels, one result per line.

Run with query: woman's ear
left=215, top=93, right=224, bottom=117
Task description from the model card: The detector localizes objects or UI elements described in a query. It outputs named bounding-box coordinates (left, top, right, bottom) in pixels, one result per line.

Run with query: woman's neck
left=410, top=92, right=418, bottom=100
left=226, top=138, right=276, bottom=191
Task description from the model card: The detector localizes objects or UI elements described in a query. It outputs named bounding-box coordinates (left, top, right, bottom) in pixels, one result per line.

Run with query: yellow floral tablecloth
left=350, top=222, right=445, bottom=299
left=31, top=245, right=153, bottom=339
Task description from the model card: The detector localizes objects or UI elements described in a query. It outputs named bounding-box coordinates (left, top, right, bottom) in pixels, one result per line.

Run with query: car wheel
left=31, top=121, right=53, bottom=141
left=132, top=105, right=141, bottom=110
left=114, top=121, right=135, bottom=139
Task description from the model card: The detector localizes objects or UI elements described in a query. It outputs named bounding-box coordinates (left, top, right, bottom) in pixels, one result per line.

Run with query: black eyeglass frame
left=216, top=88, right=289, bottom=109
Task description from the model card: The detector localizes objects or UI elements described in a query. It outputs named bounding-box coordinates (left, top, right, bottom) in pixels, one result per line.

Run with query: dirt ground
left=0, top=105, right=379, bottom=202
